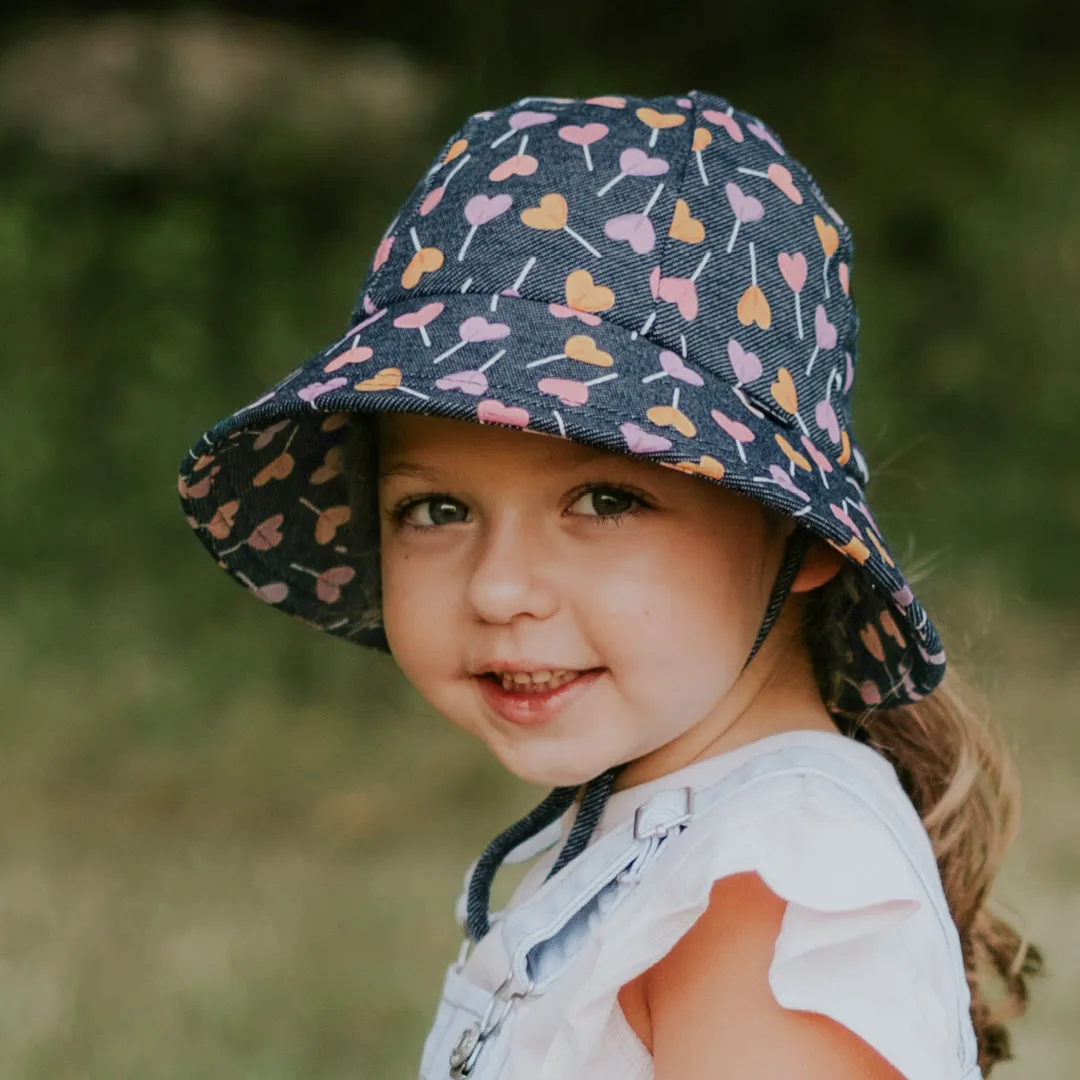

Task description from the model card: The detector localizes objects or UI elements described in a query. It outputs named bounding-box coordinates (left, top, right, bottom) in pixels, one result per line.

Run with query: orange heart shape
left=564, top=334, right=614, bottom=367
left=837, top=429, right=852, bottom=465
left=814, top=214, right=840, bottom=257
left=636, top=107, right=686, bottom=130
left=867, top=527, right=895, bottom=568
left=674, top=455, right=725, bottom=480
left=647, top=404, right=697, bottom=438
left=828, top=535, right=871, bottom=565
left=668, top=198, right=705, bottom=244
left=253, top=451, right=294, bottom=487
left=355, top=367, right=402, bottom=392
left=521, top=193, right=568, bottom=231
left=310, top=446, right=344, bottom=485
left=315, top=504, right=352, bottom=545
left=691, top=127, right=712, bottom=152
left=775, top=433, right=811, bottom=471
left=565, top=269, right=615, bottom=313
left=207, top=499, right=240, bottom=540
left=444, top=139, right=468, bottom=164
left=770, top=368, right=798, bottom=414
left=737, top=284, right=772, bottom=329
left=402, top=247, right=444, bottom=288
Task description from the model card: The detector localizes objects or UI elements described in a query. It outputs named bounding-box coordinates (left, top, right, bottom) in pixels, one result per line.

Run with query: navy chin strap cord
left=465, top=527, right=813, bottom=943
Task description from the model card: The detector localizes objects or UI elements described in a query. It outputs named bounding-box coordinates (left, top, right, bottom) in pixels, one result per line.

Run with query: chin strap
left=465, top=526, right=813, bottom=943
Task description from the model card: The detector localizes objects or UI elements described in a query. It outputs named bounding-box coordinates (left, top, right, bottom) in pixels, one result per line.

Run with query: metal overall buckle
left=448, top=972, right=530, bottom=1078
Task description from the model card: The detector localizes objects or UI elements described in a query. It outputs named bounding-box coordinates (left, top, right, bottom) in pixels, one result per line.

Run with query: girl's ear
left=790, top=535, right=846, bottom=594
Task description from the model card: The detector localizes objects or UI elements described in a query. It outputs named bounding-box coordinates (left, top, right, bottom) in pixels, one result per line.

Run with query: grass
left=0, top=580, right=1076, bottom=1078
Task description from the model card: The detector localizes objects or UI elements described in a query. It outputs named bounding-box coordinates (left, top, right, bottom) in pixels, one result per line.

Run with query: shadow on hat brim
left=179, top=292, right=946, bottom=712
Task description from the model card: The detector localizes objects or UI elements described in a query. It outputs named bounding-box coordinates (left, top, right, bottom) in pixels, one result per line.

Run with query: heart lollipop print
left=459, top=194, right=513, bottom=260
left=587, top=95, right=626, bottom=108
left=815, top=368, right=842, bottom=443
left=603, top=182, right=665, bottom=255
left=402, top=226, right=444, bottom=288
left=433, top=316, right=511, bottom=363
left=286, top=563, right=356, bottom=605
left=735, top=162, right=803, bottom=205
left=298, top=377, right=347, bottom=403
left=806, top=304, right=837, bottom=376
left=814, top=214, right=840, bottom=299
left=393, top=302, right=444, bottom=346
left=701, top=108, right=744, bottom=142
left=646, top=387, right=697, bottom=438
left=537, top=371, right=617, bottom=406
left=690, top=127, right=713, bottom=185
left=205, top=499, right=240, bottom=540
left=777, top=252, right=808, bottom=339
left=726, top=338, right=762, bottom=385
left=620, top=422, right=672, bottom=454
left=489, top=134, right=538, bottom=182
left=725, top=182, right=765, bottom=253
left=673, top=455, right=726, bottom=481
left=521, top=193, right=601, bottom=257
left=490, top=110, right=556, bottom=148
left=755, top=463, right=809, bottom=503
left=650, top=250, right=711, bottom=325
left=372, top=234, right=394, bottom=270
left=636, top=106, right=686, bottom=147
left=564, top=269, right=615, bottom=313
left=477, top=399, right=530, bottom=428
left=668, top=199, right=705, bottom=244
left=353, top=367, right=430, bottom=401
left=736, top=243, right=771, bottom=330
left=434, top=348, right=506, bottom=396
left=558, top=123, right=608, bottom=171
left=324, top=344, right=374, bottom=372
left=747, top=120, right=784, bottom=156
left=642, top=350, right=704, bottom=386
left=801, top=434, right=834, bottom=488
left=596, top=148, right=669, bottom=196
left=298, top=498, right=352, bottom=545
left=420, top=150, right=472, bottom=216
left=526, top=335, right=613, bottom=369
left=710, top=409, right=755, bottom=463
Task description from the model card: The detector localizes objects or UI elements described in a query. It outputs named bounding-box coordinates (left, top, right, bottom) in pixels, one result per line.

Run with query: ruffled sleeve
left=519, top=773, right=964, bottom=1080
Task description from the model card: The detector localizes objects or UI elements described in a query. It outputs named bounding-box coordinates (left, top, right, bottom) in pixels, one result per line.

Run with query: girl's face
left=378, top=414, right=837, bottom=787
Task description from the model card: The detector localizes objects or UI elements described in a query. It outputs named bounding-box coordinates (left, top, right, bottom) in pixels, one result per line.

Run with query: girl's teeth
left=498, top=670, right=580, bottom=692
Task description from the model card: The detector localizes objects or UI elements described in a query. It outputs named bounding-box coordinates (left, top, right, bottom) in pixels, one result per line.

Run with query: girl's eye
left=568, top=487, right=641, bottom=518
left=401, top=496, right=470, bottom=527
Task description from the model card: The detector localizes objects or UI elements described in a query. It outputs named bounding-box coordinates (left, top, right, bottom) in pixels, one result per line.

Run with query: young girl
left=178, top=91, right=1040, bottom=1079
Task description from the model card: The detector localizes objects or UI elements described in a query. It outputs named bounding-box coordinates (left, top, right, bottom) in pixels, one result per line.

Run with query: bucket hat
left=179, top=89, right=946, bottom=720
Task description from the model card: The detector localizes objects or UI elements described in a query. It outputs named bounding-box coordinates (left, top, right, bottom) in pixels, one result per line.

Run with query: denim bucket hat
left=179, top=89, right=946, bottom=717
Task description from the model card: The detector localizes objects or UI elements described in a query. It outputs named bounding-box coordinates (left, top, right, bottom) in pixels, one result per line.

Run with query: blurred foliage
left=0, top=6, right=1078, bottom=1078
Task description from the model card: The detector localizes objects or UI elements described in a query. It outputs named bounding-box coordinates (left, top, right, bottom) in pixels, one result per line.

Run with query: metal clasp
left=632, top=786, right=694, bottom=840
left=448, top=972, right=530, bottom=1078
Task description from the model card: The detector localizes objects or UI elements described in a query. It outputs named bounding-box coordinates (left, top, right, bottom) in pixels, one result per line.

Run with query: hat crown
left=358, top=91, right=860, bottom=472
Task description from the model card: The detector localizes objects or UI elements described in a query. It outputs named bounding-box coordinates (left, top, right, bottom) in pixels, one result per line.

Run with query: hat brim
left=178, top=291, right=945, bottom=711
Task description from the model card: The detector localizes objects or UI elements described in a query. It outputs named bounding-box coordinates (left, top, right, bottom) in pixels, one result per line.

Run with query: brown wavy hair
left=805, top=564, right=1042, bottom=1075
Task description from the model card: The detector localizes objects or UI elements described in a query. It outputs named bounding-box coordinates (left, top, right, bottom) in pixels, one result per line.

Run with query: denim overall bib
left=418, top=745, right=983, bottom=1080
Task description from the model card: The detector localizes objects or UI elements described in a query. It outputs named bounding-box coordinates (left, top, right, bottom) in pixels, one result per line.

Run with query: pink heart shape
left=419, top=187, right=445, bottom=216
left=768, top=464, right=809, bottom=501
left=316, top=566, right=357, bottom=605
left=436, top=370, right=488, bottom=396
left=768, top=163, right=802, bottom=204
left=559, top=123, right=608, bottom=147
left=648, top=265, right=662, bottom=300
left=815, top=400, right=841, bottom=443
left=586, top=95, right=625, bottom=108
left=373, top=235, right=394, bottom=271
left=252, top=582, right=289, bottom=604
left=248, top=514, right=285, bottom=551
left=619, top=147, right=669, bottom=178
left=477, top=399, right=530, bottom=427
left=252, top=418, right=289, bottom=450
left=677, top=97, right=693, bottom=109
left=324, top=345, right=374, bottom=372
left=299, top=377, right=347, bottom=403
left=538, top=377, right=589, bottom=406
left=701, top=108, right=744, bottom=142
left=892, top=585, right=914, bottom=608
left=801, top=435, right=833, bottom=473
left=657, top=276, right=698, bottom=321
left=509, top=110, right=556, bottom=131
left=464, top=193, right=513, bottom=226
left=839, top=262, right=851, bottom=296
left=711, top=409, right=755, bottom=443
left=777, top=252, right=807, bottom=293
left=394, top=302, right=445, bottom=329
left=548, top=303, right=601, bottom=326
left=603, top=212, right=655, bottom=254
left=814, top=305, right=838, bottom=350
left=620, top=422, right=672, bottom=453
left=658, top=350, right=704, bottom=386
left=725, top=182, right=765, bottom=223
left=747, top=120, right=784, bottom=155
left=830, top=502, right=864, bottom=538
left=459, top=315, right=511, bottom=343
left=489, top=154, right=538, bottom=181
left=726, top=338, right=762, bottom=384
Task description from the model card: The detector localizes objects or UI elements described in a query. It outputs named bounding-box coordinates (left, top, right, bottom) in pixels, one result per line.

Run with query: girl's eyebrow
left=378, top=461, right=441, bottom=482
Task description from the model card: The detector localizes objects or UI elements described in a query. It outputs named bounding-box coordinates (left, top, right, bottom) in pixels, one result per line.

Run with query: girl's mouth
left=475, top=668, right=605, bottom=726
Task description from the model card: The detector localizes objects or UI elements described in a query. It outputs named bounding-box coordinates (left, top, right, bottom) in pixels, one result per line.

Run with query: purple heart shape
left=620, top=422, right=672, bottom=454
left=659, top=350, right=704, bottom=386
left=464, top=193, right=513, bottom=226
left=815, top=399, right=841, bottom=443
left=603, top=212, right=655, bottom=254
left=509, top=110, right=556, bottom=131
left=747, top=120, right=784, bottom=155
left=769, top=464, right=810, bottom=501
left=726, top=339, right=762, bottom=384
left=435, top=370, right=488, bottom=396
left=725, top=182, right=765, bottom=223
left=298, top=377, right=347, bottom=403
left=814, top=305, right=838, bottom=349
left=619, top=148, right=669, bottom=178
left=459, top=316, right=511, bottom=343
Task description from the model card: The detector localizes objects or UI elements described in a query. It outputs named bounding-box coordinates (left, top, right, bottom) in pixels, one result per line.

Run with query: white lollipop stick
left=679, top=333, right=687, bottom=356
left=823, top=253, right=832, bottom=300
left=648, top=127, right=660, bottom=148
left=638, top=311, right=657, bottom=336
left=736, top=166, right=769, bottom=179
left=460, top=277, right=473, bottom=292
left=794, top=292, right=804, bottom=340
left=690, top=250, right=712, bottom=282
left=641, top=370, right=669, bottom=383
left=433, top=338, right=470, bottom=364
left=526, top=351, right=568, bottom=369
left=478, top=349, right=505, bottom=372
left=409, top=227, right=422, bottom=253
left=490, top=126, right=515, bottom=148
left=419, top=326, right=431, bottom=347
left=553, top=409, right=566, bottom=436
left=518, top=135, right=529, bottom=154
left=696, top=150, right=708, bottom=186
left=726, top=218, right=741, bottom=255
left=749, top=242, right=758, bottom=285
left=596, top=170, right=626, bottom=197
left=642, top=182, right=665, bottom=216
left=671, top=387, right=680, bottom=409
left=583, top=144, right=594, bottom=172
left=398, top=386, right=430, bottom=400
left=793, top=410, right=810, bottom=437
left=562, top=225, right=601, bottom=258
left=584, top=372, right=618, bottom=388
left=806, top=345, right=820, bottom=377
left=457, top=225, right=479, bottom=261
left=732, top=384, right=765, bottom=419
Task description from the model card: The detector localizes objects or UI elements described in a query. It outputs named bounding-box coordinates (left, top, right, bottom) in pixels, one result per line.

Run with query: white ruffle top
left=456, top=729, right=976, bottom=1080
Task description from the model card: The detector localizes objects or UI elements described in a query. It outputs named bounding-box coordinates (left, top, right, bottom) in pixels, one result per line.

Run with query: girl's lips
left=475, top=668, right=605, bottom=727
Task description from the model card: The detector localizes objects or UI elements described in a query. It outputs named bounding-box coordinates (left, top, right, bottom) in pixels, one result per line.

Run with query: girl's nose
left=464, top=515, right=559, bottom=626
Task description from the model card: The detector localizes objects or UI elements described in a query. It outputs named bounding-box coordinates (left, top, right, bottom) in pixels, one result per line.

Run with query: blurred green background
left=0, top=3, right=1077, bottom=1077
